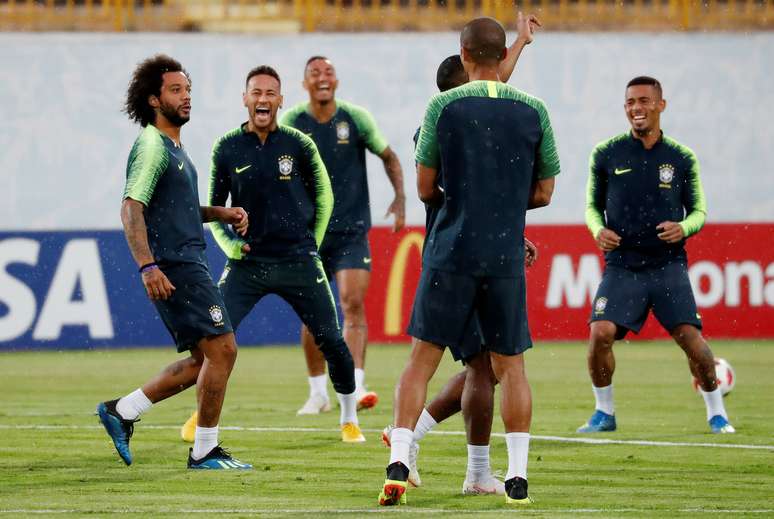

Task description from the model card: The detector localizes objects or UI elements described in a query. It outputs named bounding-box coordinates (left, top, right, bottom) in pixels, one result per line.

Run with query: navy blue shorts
left=407, top=268, right=532, bottom=362
left=590, top=261, right=702, bottom=337
left=153, top=263, right=233, bottom=353
left=318, top=232, right=371, bottom=279
left=218, top=256, right=342, bottom=344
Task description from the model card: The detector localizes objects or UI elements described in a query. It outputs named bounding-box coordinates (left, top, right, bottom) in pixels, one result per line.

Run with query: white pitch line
left=0, top=423, right=772, bottom=451
left=2, top=509, right=774, bottom=515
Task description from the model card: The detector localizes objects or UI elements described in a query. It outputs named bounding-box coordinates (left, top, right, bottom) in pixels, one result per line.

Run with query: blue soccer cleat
left=577, top=410, right=617, bottom=433
left=709, top=415, right=736, bottom=434
left=187, top=445, right=252, bottom=470
left=96, top=399, right=137, bottom=465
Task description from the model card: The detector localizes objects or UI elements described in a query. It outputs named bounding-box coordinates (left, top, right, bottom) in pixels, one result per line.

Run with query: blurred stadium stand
left=0, top=0, right=772, bottom=32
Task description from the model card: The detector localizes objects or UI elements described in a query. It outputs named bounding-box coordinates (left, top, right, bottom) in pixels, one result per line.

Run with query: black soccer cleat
left=505, top=476, right=533, bottom=504
left=378, top=461, right=409, bottom=506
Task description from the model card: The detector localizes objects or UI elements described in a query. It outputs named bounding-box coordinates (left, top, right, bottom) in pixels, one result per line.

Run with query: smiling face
left=152, top=71, right=191, bottom=127
left=625, top=84, right=665, bottom=136
left=303, top=58, right=338, bottom=103
left=243, top=74, right=282, bottom=132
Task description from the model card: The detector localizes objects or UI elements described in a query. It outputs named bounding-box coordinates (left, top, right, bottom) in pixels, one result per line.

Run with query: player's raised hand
left=656, top=221, right=684, bottom=243
left=524, top=236, right=538, bottom=267
left=141, top=267, right=176, bottom=301
left=386, top=195, right=406, bottom=232
left=516, top=11, right=541, bottom=45
left=596, top=228, right=622, bottom=252
left=221, top=207, right=249, bottom=236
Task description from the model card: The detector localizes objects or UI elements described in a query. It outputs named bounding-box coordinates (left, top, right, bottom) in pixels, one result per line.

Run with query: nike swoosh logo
left=614, top=168, right=632, bottom=175
left=235, top=165, right=251, bottom=174
left=178, top=161, right=184, bottom=170
left=316, top=276, right=325, bottom=284
left=363, top=257, right=372, bottom=264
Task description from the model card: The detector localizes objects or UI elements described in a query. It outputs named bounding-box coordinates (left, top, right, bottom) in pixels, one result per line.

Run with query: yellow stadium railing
left=0, top=0, right=772, bottom=32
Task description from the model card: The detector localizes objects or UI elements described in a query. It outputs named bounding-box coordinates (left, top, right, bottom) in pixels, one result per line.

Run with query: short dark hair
left=436, top=55, right=467, bottom=92
left=627, top=76, right=663, bottom=97
left=245, top=65, right=281, bottom=88
left=460, top=17, right=506, bottom=66
left=305, top=55, right=329, bottom=68
left=124, top=54, right=188, bottom=127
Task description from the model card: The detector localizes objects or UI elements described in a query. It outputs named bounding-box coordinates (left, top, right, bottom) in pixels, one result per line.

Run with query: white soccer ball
left=692, top=357, right=735, bottom=397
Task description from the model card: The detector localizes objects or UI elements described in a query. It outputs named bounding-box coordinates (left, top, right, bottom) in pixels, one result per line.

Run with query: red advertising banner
left=365, top=223, right=774, bottom=342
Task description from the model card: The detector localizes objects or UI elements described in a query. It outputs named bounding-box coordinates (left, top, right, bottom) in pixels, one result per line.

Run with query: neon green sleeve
left=585, top=145, right=607, bottom=239
left=124, top=125, right=168, bottom=205
left=278, top=103, right=308, bottom=128
left=532, top=100, right=561, bottom=180
left=207, top=131, right=246, bottom=260
left=679, top=148, right=707, bottom=237
left=414, top=94, right=444, bottom=169
left=342, top=101, right=389, bottom=155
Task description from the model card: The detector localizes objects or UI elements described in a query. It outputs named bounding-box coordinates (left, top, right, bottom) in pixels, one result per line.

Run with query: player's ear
left=242, top=92, right=248, bottom=108
left=278, top=94, right=284, bottom=109
left=658, top=98, right=667, bottom=113
left=499, top=47, right=507, bottom=61
left=148, top=95, right=160, bottom=109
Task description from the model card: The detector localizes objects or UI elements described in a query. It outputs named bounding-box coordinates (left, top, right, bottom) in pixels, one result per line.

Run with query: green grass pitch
left=1, top=340, right=773, bottom=517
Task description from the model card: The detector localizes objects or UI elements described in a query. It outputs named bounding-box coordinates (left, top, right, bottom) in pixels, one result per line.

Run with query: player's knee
left=339, top=290, right=366, bottom=318
left=671, top=324, right=701, bottom=348
left=590, top=322, right=616, bottom=348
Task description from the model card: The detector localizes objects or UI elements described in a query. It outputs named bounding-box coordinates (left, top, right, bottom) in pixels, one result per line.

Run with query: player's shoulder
left=662, top=134, right=698, bottom=163
left=495, top=83, right=549, bottom=112
left=129, top=125, right=168, bottom=164
left=336, top=99, right=378, bottom=129
left=279, top=102, right=310, bottom=126
left=213, top=125, right=245, bottom=147
left=592, top=132, right=630, bottom=155
left=278, top=124, right=316, bottom=148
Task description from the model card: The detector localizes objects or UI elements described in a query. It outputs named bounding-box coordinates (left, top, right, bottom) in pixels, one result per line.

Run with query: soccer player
left=205, top=65, right=365, bottom=443
left=579, top=76, right=735, bottom=435
left=279, top=56, right=406, bottom=414
left=383, top=14, right=542, bottom=494
left=379, top=17, right=560, bottom=506
left=97, top=54, right=252, bottom=470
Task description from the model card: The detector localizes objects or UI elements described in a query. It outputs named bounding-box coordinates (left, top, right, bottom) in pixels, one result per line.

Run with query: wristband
left=139, top=262, right=158, bottom=274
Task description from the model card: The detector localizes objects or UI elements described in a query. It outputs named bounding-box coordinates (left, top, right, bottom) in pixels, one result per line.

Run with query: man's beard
left=160, top=102, right=189, bottom=127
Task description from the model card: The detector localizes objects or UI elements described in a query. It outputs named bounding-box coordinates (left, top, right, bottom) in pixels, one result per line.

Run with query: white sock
left=413, top=408, right=438, bottom=442
left=308, top=374, right=328, bottom=398
left=700, top=387, right=727, bottom=420
left=337, top=391, right=358, bottom=425
left=592, top=384, right=615, bottom=415
left=192, top=425, right=219, bottom=460
left=389, top=427, right=413, bottom=467
left=505, top=432, right=530, bottom=481
left=115, top=388, right=152, bottom=420
left=466, top=444, right=491, bottom=481
left=354, top=368, right=366, bottom=393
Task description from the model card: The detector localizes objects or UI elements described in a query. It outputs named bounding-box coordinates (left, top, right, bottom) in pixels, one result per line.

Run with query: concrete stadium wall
left=1, top=31, right=773, bottom=230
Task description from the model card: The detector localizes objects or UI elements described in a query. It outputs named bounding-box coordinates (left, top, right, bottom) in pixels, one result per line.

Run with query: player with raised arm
left=379, top=17, right=559, bottom=506
left=280, top=56, right=406, bottom=414
left=579, top=76, right=734, bottom=435
left=191, top=65, right=364, bottom=443
left=97, top=55, right=252, bottom=470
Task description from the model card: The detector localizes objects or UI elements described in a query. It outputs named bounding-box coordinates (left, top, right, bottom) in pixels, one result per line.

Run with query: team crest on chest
left=658, top=164, right=675, bottom=188
left=336, top=121, right=350, bottom=143
left=209, top=305, right=224, bottom=326
left=278, top=155, right=294, bottom=180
